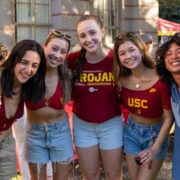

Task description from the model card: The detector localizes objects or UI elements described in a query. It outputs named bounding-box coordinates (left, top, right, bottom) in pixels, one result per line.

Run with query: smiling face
left=165, top=42, right=180, bottom=74
left=77, top=19, right=104, bottom=54
left=43, top=38, right=69, bottom=68
left=118, top=41, right=143, bottom=70
left=14, top=50, right=40, bottom=85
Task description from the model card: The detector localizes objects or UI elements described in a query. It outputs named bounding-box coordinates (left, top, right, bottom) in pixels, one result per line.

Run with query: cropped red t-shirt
left=26, top=80, right=64, bottom=110
left=121, top=79, right=171, bottom=118
left=67, top=50, right=122, bottom=123
left=0, top=94, right=24, bottom=131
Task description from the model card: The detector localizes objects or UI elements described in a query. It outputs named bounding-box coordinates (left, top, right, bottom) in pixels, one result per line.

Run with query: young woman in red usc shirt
left=113, top=32, right=174, bottom=180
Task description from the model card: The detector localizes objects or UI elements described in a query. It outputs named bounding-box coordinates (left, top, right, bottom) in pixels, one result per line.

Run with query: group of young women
left=0, top=13, right=177, bottom=180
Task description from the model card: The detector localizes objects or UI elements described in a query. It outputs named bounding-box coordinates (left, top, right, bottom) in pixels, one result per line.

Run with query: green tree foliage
left=159, top=0, right=180, bottom=23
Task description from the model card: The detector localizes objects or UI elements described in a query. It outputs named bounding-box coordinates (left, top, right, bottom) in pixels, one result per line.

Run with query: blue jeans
left=24, top=115, right=74, bottom=164
left=73, top=114, right=123, bottom=150
left=124, top=117, right=169, bottom=159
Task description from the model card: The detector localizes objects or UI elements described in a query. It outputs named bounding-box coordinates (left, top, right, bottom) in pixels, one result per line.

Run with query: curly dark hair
left=2, top=40, right=46, bottom=104
left=156, top=32, right=180, bottom=84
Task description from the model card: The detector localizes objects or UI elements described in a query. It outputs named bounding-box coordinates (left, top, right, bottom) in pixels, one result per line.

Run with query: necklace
left=136, top=83, right=140, bottom=89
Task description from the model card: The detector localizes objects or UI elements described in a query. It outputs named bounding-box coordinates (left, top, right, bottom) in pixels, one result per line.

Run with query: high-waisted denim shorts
left=124, top=117, right=169, bottom=160
left=24, top=115, right=74, bottom=164
left=73, top=114, right=123, bottom=150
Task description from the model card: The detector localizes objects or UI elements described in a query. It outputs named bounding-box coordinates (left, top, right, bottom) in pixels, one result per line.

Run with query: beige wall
left=0, top=0, right=14, bottom=49
left=51, top=0, right=90, bottom=49
left=119, top=0, right=158, bottom=42
left=0, top=0, right=159, bottom=50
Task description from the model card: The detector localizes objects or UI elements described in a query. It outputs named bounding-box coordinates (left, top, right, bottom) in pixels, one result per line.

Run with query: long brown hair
left=112, top=33, right=155, bottom=88
left=74, top=15, right=104, bottom=81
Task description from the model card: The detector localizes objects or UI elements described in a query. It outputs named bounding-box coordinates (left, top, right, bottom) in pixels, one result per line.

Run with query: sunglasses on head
left=118, top=32, right=137, bottom=40
left=47, top=29, right=72, bottom=41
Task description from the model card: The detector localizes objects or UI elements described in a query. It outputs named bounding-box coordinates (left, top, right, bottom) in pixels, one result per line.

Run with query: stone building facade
left=0, top=0, right=158, bottom=50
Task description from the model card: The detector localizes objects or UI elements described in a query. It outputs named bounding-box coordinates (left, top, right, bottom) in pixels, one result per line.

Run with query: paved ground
left=68, top=135, right=174, bottom=180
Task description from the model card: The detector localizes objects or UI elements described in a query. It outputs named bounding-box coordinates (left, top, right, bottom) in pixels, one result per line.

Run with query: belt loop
left=132, top=119, right=134, bottom=129
left=149, top=125, right=153, bottom=138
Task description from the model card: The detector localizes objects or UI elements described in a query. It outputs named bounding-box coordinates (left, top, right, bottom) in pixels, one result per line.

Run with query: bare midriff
left=129, top=112, right=162, bottom=125
left=0, top=127, right=12, bottom=139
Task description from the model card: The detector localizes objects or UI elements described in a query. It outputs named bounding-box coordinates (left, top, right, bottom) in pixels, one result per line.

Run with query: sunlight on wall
left=104, top=35, right=114, bottom=49
left=72, top=8, right=79, bottom=14
left=84, top=11, right=90, bottom=15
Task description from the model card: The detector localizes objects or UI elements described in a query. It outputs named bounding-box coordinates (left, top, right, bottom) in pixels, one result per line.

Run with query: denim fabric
left=171, top=83, right=180, bottom=127
left=124, top=117, right=169, bottom=160
left=73, top=114, right=123, bottom=150
left=172, top=122, right=180, bottom=180
left=24, top=115, right=74, bottom=164
left=171, top=83, right=180, bottom=180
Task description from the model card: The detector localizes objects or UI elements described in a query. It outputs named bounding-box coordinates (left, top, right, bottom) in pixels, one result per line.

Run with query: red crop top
left=67, top=50, right=122, bottom=123
left=26, top=80, right=64, bottom=110
left=0, top=94, right=24, bottom=131
left=121, top=79, right=171, bottom=119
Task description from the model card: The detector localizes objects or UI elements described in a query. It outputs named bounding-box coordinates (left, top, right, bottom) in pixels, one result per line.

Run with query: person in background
left=156, top=32, right=180, bottom=180
left=24, top=29, right=74, bottom=180
left=0, top=43, right=10, bottom=68
left=67, top=14, right=123, bottom=180
left=141, top=33, right=155, bottom=55
left=0, top=39, right=46, bottom=180
left=113, top=32, right=174, bottom=180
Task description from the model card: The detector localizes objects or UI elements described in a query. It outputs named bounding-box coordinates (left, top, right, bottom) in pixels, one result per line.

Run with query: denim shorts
left=0, top=134, right=17, bottom=180
left=24, top=115, right=75, bottom=164
left=73, top=114, right=123, bottom=150
left=124, top=117, right=169, bottom=160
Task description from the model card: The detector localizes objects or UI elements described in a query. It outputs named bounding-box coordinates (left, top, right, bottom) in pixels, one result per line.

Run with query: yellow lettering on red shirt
left=94, top=73, right=101, bottom=82
left=128, top=98, right=134, bottom=107
left=80, top=73, right=87, bottom=82
left=134, top=99, right=141, bottom=107
left=141, top=100, right=148, bottom=109
left=128, top=98, right=148, bottom=109
left=109, top=72, right=115, bottom=82
left=88, top=73, right=94, bottom=82
left=79, top=72, right=115, bottom=83
left=101, top=72, right=108, bottom=82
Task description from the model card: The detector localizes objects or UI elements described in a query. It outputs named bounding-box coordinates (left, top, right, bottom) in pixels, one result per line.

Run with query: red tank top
left=0, top=94, right=24, bottom=131
left=26, top=80, right=64, bottom=110
left=121, top=79, right=171, bottom=118
left=67, top=50, right=122, bottom=123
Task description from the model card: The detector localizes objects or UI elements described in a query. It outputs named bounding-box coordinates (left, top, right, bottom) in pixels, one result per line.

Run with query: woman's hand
left=138, top=147, right=158, bottom=164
